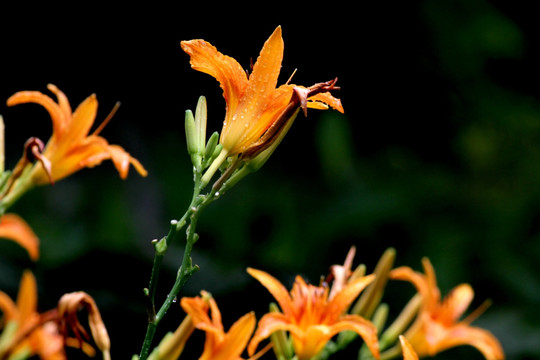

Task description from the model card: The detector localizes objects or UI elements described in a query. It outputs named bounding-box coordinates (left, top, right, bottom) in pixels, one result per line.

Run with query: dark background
left=1, top=1, right=539, bottom=359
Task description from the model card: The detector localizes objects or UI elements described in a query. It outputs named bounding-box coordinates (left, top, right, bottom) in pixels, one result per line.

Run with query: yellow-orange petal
left=16, top=270, right=38, bottom=324
left=59, top=93, right=98, bottom=150
left=213, top=312, right=255, bottom=360
left=247, top=268, right=294, bottom=317
left=399, top=335, right=419, bottom=360
left=439, top=283, right=474, bottom=325
left=324, top=274, right=375, bottom=324
left=0, top=213, right=40, bottom=261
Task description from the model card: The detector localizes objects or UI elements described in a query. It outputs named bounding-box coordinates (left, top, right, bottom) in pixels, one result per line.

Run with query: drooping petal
left=247, top=268, right=294, bottom=317
left=308, top=92, right=344, bottom=113
left=180, top=39, right=247, bottom=116
left=247, top=312, right=300, bottom=356
left=0, top=213, right=39, bottom=261
left=324, top=274, right=375, bottom=324
left=7, top=90, right=66, bottom=138
left=436, top=324, right=505, bottom=360
left=390, top=267, right=433, bottom=310
left=107, top=144, right=148, bottom=179
left=329, top=315, right=380, bottom=360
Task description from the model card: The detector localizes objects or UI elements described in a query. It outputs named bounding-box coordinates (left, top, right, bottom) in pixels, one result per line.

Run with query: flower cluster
left=1, top=25, right=506, bottom=360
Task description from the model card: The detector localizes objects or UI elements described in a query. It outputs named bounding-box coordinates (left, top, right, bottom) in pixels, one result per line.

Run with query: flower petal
left=107, top=145, right=148, bottom=179
left=247, top=312, right=300, bottom=356
left=399, top=335, right=419, bottom=360
left=7, top=90, right=67, bottom=138
left=439, top=283, right=474, bottom=324
left=324, top=274, right=375, bottom=324
left=181, top=39, right=247, bottom=116
left=331, top=315, right=380, bottom=359
left=437, top=324, right=505, bottom=360
left=221, top=26, right=285, bottom=153
left=215, top=311, right=255, bottom=360
left=308, top=92, right=344, bottom=113
left=0, top=214, right=39, bottom=261
left=58, top=93, right=98, bottom=151
left=247, top=268, right=294, bottom=317
left=16, top=270, right=38, bottom=325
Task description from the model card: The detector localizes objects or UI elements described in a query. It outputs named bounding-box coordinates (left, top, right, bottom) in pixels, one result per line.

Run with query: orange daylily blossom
left=0, top=270, right=65, bottom=360
left=6, top=84, right=147, bottom=185
left=0, top=213, right=39, bottom=261
left=399, top=335, right=419, bottom=360
left=180, top=291, right=258, bottom=360
left=390, top=258, right=505, bottom=360
left=246, top=267, right=380, bottom=360
left=181, top=26, right=344, bottom=164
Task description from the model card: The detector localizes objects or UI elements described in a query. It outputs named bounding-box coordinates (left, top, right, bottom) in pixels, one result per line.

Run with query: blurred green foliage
left=1, top=0, right=540, bottom=359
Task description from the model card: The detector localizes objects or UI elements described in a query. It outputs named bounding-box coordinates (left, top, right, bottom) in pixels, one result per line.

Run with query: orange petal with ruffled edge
left=180, top=39, right=247, bottom=116
left=0, top=214, right=39, bottom=260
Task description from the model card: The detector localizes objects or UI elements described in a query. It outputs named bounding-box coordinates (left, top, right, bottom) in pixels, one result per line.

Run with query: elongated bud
left=149, top=315, right=195, bottom=360
left=203, top=131, right=219, bottom=162
left=269, top=302, right=294, bottom=359
left=351, top=247, right=396, bottom=318
left=194, top=96, right=207, bottom=154
left=185, top=110, right=198, bottom=156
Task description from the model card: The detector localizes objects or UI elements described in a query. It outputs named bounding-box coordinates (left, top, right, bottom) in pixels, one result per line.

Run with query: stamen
left=93, top=101, right=121, bottom=136
left=285, top=68, right=297, bottom=85
left=462, top=299, right=492, bottom=325
left=249, top=342, right=273, bottom=360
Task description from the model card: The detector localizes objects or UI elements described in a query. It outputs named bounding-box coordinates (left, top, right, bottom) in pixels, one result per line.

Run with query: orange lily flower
left=246, top=267, right=380, bottom=360
left=390, top=258, right=505, bottom=360
left=180, top=291, right=256, bottom=360
left=6, top=84, right=147, bottom=185
left=181, top=26, right=344, bottom=164
left=0, top=270, right=65, bottom=360
left=0, top=213, right=39, bottom=261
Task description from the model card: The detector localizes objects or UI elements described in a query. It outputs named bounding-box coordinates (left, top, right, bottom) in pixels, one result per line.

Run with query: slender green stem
left=138, top=167, right=223, bottom=359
